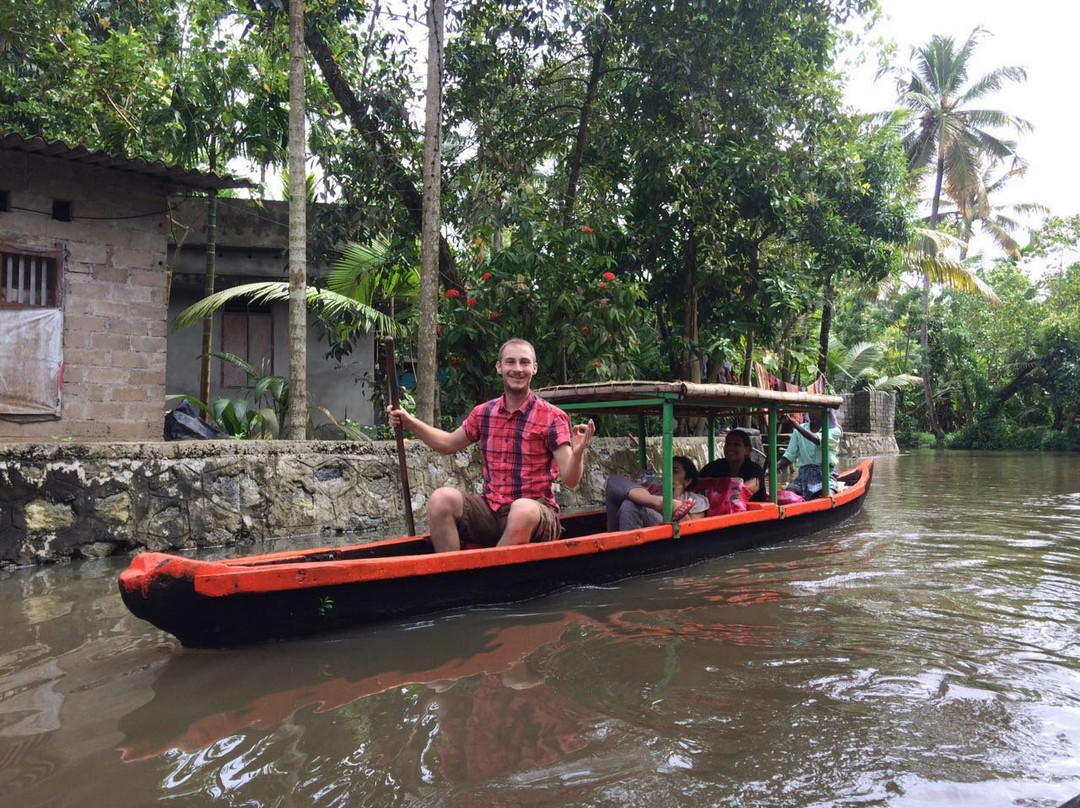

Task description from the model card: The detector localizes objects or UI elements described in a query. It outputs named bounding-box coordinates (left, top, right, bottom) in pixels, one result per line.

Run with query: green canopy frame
left=538, top=381, right=842, bottom=522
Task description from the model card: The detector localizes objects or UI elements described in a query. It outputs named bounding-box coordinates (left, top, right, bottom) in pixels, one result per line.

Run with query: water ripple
left=1, top=452, right=1079, bottom=807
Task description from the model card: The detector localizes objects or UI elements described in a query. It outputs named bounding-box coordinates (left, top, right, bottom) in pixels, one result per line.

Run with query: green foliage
left=436, top=225, right=653, bottom=415
left=316, top=595, right=334, bottom=617
left=890, top=27, right=1030, bottom=216
left=168, top=352, right=369, bottom=440
left=0, top=0, right=288, bottom=174
left=827, top=339, right=921, bottom=393
left=437, top=0, right=911, bottom=408
left=166, top=351, right=287, bottom=439
left=320, top=239, right=418, bottom=361
left=945, top=418, right=1079, bottom=452
left=29, top=0, right=1072, bottom=451
left=1040, top=424, right=1080, bottom=452
left=167, top=393, right=269, bottom=439
left=900, top=431, right=939, bottom=450
left=172, top=281, right=399, bottom=339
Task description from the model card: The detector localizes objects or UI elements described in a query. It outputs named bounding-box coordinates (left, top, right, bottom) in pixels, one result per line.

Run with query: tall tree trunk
left=918, top=272, right=943, bottom=438
left=739, top=240, right=763, bottom=389
left=416, top=0, right=444, bottom=426
left=199, top=185, right=218, bottom=411
left=958, top=215, right=973, bottom=260
left=984, top=357, right=1044, bottom=421
left=561, top=0, right=613, bottom=231
left=921, top=149, right=947, bottom=439
left=741, top=329, right=755, bottom=387
left=961, top=380, right=974, bottom=424
left=682, top=224, right=700, bottom=383
left=739, top=328, right=755, bottom=429
left=286, top=0, right=308, bottom=439
left=296, top=12, right=461, bottom=290
left=817, top=272, right=833, bottom=380
left=1052, top=405, right=1066, bottom=431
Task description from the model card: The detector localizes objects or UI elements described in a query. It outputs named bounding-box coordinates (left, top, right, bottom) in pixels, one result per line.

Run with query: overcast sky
left=840, top=0, right=1078, bottom=239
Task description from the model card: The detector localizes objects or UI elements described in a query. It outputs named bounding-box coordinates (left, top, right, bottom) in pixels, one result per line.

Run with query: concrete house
left=164, top=197, right=374, bottom=428
left=0, top=135, right=377, bottom=444
left=0, top=133, right=246, bottom=442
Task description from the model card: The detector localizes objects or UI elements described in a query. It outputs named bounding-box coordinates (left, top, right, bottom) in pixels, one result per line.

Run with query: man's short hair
left=497, top=338, right=537, bottom=362
left=726, top=429, right=752, bottom=449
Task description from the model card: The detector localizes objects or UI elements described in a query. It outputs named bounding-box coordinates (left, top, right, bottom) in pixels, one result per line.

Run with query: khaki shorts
left=458, top=493, right=562, bottom=548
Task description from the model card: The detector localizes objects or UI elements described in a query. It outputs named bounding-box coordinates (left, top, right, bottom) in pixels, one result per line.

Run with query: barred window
left=1, top=245, right=62, bottom=308
left=0, top=242, right=64, bottom=416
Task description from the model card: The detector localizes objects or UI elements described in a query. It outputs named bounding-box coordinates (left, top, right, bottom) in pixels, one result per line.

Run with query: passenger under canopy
left=536, top=380, right=844, bottom=520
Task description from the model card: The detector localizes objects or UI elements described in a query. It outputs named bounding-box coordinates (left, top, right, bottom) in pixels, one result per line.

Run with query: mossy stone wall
left=0, top=433, right=892, bottom=567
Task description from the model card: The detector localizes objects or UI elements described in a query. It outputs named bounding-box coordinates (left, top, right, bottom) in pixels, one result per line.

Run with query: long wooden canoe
left=119, top=459, right=872, bottom=648
left=119, top=380, right=869, bottom=648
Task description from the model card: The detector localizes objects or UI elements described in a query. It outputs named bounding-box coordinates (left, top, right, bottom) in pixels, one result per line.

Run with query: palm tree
left=172, top=240, right=406, bottom=337
left=889, top=28, right=1030, bottom=437
left=827, top=340, right=922, bottom=394
left=416, top=0, right=445, bottom=427
left=904, top=227, right=999, bottom=303
left=287, top=0, right=308, bottom=439
left=939, top=161, right=1048, bottom=259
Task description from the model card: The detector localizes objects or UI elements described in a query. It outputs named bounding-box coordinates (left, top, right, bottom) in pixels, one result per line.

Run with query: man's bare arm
left=554, top=420, right=595, bottom=488
left=784, top=415, right=821, bottom=446
left=386, top=406, right=472, bottom=454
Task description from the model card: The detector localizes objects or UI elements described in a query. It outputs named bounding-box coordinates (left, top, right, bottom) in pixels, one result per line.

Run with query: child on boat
left=605, top=456, right=709, bottom=531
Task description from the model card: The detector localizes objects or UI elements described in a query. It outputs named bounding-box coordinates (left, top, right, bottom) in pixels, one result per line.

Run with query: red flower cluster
left=581, top=226, right=594, bottom=234
left=581, top=325, right=590, bottom=335
left=466, top=297, right=478, bottom=307
left=481, top=272, right=492, bottom=281
left=445, top=288, right=461, bottom=299
left=489, top=311, right=500, bottom=320
left=598, top=282, right=608, bottom=289
left=602, top=271, right=615, bottom=281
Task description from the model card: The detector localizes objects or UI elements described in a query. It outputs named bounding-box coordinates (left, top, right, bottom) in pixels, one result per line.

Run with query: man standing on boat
left=387, top=338, right=595, bottom=552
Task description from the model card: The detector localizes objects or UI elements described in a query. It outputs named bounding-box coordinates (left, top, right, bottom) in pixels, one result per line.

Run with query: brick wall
left=0, top=151, right=171, bottom=441
left=838, top=391, right=895, bottom=436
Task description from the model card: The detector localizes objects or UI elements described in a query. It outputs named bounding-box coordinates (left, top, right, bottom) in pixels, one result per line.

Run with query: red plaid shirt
left=462, top=392, right=571, bottom=512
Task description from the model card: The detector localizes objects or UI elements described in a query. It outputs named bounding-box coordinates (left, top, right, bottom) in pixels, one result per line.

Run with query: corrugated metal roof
left=0, top=132, right=252, bottom=191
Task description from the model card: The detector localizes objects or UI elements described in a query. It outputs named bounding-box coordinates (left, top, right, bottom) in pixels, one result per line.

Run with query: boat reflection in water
left=118, top=611, right=595, bottom=767
left=116, top=585, right=783, bottom=790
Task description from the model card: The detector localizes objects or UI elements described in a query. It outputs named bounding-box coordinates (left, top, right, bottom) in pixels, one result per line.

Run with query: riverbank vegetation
left=2, top=1, right=1076, bottom=449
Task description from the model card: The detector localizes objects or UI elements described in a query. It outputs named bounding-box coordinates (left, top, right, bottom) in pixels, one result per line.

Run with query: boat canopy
left=537, top=380, right=843, bottom=518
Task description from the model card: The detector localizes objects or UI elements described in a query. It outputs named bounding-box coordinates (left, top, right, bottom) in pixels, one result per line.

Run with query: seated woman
left=605, top=456, right=709, bottom=532
left=699, top=428, right=768, bottom=502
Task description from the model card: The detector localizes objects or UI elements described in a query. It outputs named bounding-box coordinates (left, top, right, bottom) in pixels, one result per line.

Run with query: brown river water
left=1, top=451, right=1079, bottom=808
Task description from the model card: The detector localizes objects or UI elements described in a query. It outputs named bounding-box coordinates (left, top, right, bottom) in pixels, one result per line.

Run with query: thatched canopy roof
left=537, top=380, right=841, bottom=417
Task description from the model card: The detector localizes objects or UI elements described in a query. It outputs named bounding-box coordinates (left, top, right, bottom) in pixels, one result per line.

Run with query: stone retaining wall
left=839, top=433, right=898, bottom=458
left=0, top=433, right=894, bottom=567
